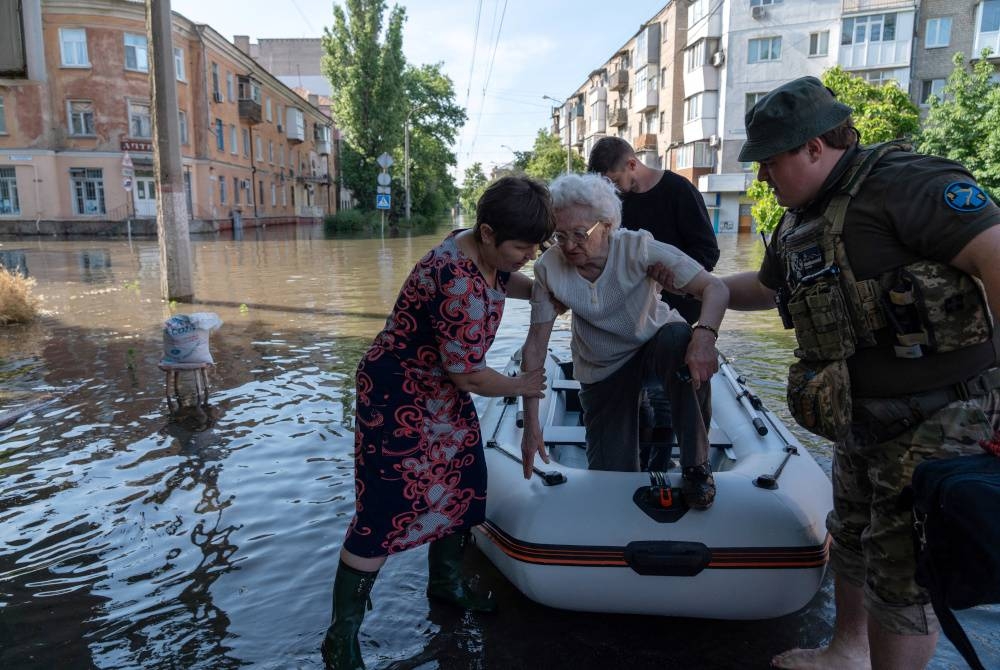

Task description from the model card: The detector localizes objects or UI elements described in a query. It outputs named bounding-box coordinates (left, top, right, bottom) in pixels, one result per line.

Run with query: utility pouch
left=894, top=261, right=993, bottom=355
left=787, top=359, right=852, bottom=441
left=852, top=396, right=926, bottom=444
left=787, top=281, right=856, bottom=361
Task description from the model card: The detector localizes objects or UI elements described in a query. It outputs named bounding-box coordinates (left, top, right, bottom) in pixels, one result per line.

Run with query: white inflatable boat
left=472, top=350, right=833, bottom=620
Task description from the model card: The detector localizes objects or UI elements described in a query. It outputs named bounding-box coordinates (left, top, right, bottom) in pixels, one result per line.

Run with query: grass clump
left=0, top=266, right=39, bottom=325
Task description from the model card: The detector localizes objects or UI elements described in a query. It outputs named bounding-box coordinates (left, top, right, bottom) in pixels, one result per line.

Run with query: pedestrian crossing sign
left=376, top=194, right=391, bottom=210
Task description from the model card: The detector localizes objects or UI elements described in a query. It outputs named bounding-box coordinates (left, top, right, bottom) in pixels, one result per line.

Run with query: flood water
left=0, top=222, right=996, bottom=669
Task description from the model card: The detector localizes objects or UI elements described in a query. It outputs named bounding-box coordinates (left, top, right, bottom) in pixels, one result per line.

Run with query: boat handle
left=486, top=439, right=567, bottom=486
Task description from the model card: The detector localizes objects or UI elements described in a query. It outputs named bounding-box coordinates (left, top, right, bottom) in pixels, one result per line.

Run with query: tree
left=748, top=68, right=921, bottom=234
left=524, top=129, right=586, bottom=182
left=918, top=50, right=1000, bottom=199
left=321, top=0, right=406, bottom=211
left=401, top=63, right=467, bottom=216
left=459, top=163, right=488, bottom=217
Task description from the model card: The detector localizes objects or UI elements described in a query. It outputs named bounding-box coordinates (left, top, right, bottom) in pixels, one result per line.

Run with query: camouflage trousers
left=827, top=387, right=1000, bottom=635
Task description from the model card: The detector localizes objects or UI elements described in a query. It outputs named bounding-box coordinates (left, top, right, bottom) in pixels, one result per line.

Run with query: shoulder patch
left=943, top=181, right=990, bottom=213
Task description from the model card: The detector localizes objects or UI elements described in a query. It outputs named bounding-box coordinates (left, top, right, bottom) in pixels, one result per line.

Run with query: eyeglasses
left=550, top=220, right=604, bottom=247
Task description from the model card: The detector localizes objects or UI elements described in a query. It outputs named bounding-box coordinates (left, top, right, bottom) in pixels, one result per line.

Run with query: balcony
left=609, top=69, right=629, bottom=92
left=609, top=107, right=628, bottom=127
left=638, top=89, right=659, bottom=113
left=315, top=140, right=331, bottom=156
left=842, top=0, right=916, bottom=13
left=634, top=133, right=657, bottom=151
left=575, top=117, right=586, bottom=137
left=238, top=99, right=262, bottom=125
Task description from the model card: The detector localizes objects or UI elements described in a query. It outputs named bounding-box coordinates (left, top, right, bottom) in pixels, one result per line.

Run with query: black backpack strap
left=926, top=574, right=986, bottom=670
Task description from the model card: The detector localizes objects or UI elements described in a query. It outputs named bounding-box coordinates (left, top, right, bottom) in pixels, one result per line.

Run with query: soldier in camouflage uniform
left=722, top=77, right=1000, bottom=670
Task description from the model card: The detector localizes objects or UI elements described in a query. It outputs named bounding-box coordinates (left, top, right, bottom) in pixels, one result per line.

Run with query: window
left=233, top=177, right=241, bottom=205
left=258, top=180, right=264, bottom=206
left=748, top=37, right=781, bottom=63
left=861, top=69, right=896, bottom=86
left=746, top=91, right=766, bottom=114
left=0, top=96, right=7, bottom=134
left=689, top=0, right=709, bottom=24
left=215, top=118, right=224, bottom=151
left=925, top=17, right=952, bottom=48
left=230, top=125, right=237, bottom=154
left=809, top=31, right=829, bottom=56
left=266, top=98, right=272, bottom=122
left=268, top=141, right=274, bottom=163
left=226, top=73, right=235, bottom=102
left=675, top=141, right=715, bottom=169
left=242, top=128, right=250, bottom=157
left=279, top=143, right=284, bottom=166
left=174, top=47, right=186, bottom=81
left=271, top=182, right=276, bottom=206
left=921, top=79, right=946, bottom=105
left=976, top=0, right=1000, bottom=54
left=179, top=111, right=189, bottom=145
left=128, top=101, right=152, bottom=138
left=219, top=175, right=227, bottom=205
left=68, top=100, right=95, bottom=136
left=686, top=41, right=705, bottom=72
left=1, top=1, right=27, bottom=77
left=255, top=136, right=262, bottom=161
left=981, top=0, right=1000, bottom=33
left=124, top=33, right=148, bottom=72
left=750, top=0, right=782, bottom=5
left=685, top=93, right=702, bottom=121
left=70, top=168, right=105, bottom=214
left=0, top=167, right=19, bottom=215
left=842, top=14, right=897, bottom=45
left=211, top=62, right=220, bottom=99
left=59, top=28, right=89, bottom=67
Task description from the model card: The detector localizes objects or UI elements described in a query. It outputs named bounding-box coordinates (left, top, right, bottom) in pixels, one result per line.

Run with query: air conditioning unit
left=751, top=5, right=766, bottom=19
left=710, top=50, right=725, bottom=67
left=213, top=91, right=223, bottom=103
left=708, top=134, right=721, bottom=148
left=241, top=179, right=251, bottom=189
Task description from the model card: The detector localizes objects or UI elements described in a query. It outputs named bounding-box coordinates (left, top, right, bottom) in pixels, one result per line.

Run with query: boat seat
left=552, top=379, right=581, bottom=391
left=544, top=425, right=587, bottom=445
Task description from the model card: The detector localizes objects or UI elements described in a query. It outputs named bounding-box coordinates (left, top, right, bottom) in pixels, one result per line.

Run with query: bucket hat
left=738, top=76, right=852, bottom=163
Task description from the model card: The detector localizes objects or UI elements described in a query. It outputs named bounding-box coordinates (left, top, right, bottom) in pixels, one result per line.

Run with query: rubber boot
left=320, top=560, right=379, bottom=670
left=426, top=532, right=498, bottom=613
left=681, top=462, right=716, bottom=510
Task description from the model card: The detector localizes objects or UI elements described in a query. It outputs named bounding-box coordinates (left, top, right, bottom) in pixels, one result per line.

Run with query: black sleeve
left=676, top=179, right=721, bottom=271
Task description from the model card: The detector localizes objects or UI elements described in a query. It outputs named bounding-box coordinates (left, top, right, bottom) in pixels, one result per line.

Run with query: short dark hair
left=475, top=175, right=554, bottom=246
left=587, top=137, right=634, bottom=174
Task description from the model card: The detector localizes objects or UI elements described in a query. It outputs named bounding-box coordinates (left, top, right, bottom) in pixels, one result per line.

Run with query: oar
left=718, top=359, right=768, bottom=436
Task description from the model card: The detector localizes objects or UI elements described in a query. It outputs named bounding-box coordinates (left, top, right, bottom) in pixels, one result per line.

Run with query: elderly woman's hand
left=517, top=368, right=547, bottom=399
left=684, top=328, right=719, bottom=389
left=520, top=422, right=550, bottom=479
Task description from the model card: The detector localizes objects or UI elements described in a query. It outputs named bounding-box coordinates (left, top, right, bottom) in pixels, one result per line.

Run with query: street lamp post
left=404, top=104, right=425, bottom=221
left=543, top=95, right=572, bottom=173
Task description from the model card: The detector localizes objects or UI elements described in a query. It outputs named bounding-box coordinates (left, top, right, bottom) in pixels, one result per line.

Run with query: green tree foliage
left=321, top=0, right=406, bottom=211
left=918, top=50, right=1000, bottom=199
left=401, top=63, right=467, bottom=216
left=748, top=68, right=920, bottom=234
left=459, top=163, right=488, bottom=217
left=524, top=130, right=586, bottom=182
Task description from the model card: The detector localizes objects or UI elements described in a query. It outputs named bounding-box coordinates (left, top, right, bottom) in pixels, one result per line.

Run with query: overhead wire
left=465, top=0, right=508, bottom=160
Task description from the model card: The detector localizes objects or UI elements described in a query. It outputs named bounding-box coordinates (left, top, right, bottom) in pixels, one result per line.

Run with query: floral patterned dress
left=344, top=232, right=509, bottom=558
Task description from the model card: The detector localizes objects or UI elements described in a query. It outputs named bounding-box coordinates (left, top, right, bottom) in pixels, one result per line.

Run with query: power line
left=466, top=0, right=508, bottom=159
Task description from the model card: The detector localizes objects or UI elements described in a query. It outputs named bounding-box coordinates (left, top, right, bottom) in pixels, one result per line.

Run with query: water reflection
left=0, top=222, right=994, bottom=669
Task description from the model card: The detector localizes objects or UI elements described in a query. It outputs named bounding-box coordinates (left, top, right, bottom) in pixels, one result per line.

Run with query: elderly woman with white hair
left=519, top=172, right=729, bottom=509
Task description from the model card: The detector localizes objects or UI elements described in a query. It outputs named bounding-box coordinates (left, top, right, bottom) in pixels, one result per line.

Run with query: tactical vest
left=777, top=141, right=994, bottom=364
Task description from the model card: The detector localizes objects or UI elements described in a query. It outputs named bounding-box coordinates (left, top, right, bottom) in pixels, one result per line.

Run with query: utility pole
left=147, top=0, right=193, bottom=301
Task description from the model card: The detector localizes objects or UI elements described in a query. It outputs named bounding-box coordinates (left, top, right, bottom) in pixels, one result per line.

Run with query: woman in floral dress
left=322, top=176, right=554, bottom=669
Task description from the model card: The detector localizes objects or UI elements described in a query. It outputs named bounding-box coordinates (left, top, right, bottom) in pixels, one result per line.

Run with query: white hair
left=548, top=172, right=622, bottom=230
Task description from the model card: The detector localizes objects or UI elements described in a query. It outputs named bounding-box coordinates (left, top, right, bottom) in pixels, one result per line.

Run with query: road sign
left=377, top=186, right=391, bottom=194
left=376, top=193, right=391, bottom=210
left=121, top=152, right=134, bottom=169
left=122, top=177, right=133, bottom=192
left=376, top=172, right=392, bottom=186
left=377, top=152, right=394, bottom=169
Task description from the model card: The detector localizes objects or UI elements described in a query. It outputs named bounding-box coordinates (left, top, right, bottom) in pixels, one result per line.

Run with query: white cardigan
left=529, top=228, right=702, bottom=384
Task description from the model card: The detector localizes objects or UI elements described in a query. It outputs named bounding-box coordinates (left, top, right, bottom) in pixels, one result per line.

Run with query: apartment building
left=0, top=0, right=336, bottom=235
left=555, top=0, right=997, bottom=234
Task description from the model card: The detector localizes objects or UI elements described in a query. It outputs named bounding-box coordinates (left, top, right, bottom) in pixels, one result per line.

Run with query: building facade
left=555, top=0, right=998, bottom=234
left=0, top=0, right=336, bottom=235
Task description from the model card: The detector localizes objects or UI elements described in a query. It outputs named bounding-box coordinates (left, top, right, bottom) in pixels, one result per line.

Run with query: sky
left=168, top=0, right=669, bottom=183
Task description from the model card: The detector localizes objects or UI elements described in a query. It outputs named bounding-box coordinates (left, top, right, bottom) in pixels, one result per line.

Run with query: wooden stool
left=158, top=361, right=212, bottom=411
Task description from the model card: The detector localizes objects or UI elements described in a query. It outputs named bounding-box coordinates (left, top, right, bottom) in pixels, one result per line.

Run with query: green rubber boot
left=320, top=560, right=378, bottom=670
left=426, top=531, right=498, bottom=613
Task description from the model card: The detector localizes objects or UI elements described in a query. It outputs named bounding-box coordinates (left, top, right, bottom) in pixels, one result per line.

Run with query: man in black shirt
left=589, top=137, right=720, bottom=469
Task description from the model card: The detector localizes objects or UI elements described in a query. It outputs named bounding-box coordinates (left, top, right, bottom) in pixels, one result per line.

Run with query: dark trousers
left=578, top=323, right=711, bottom=472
